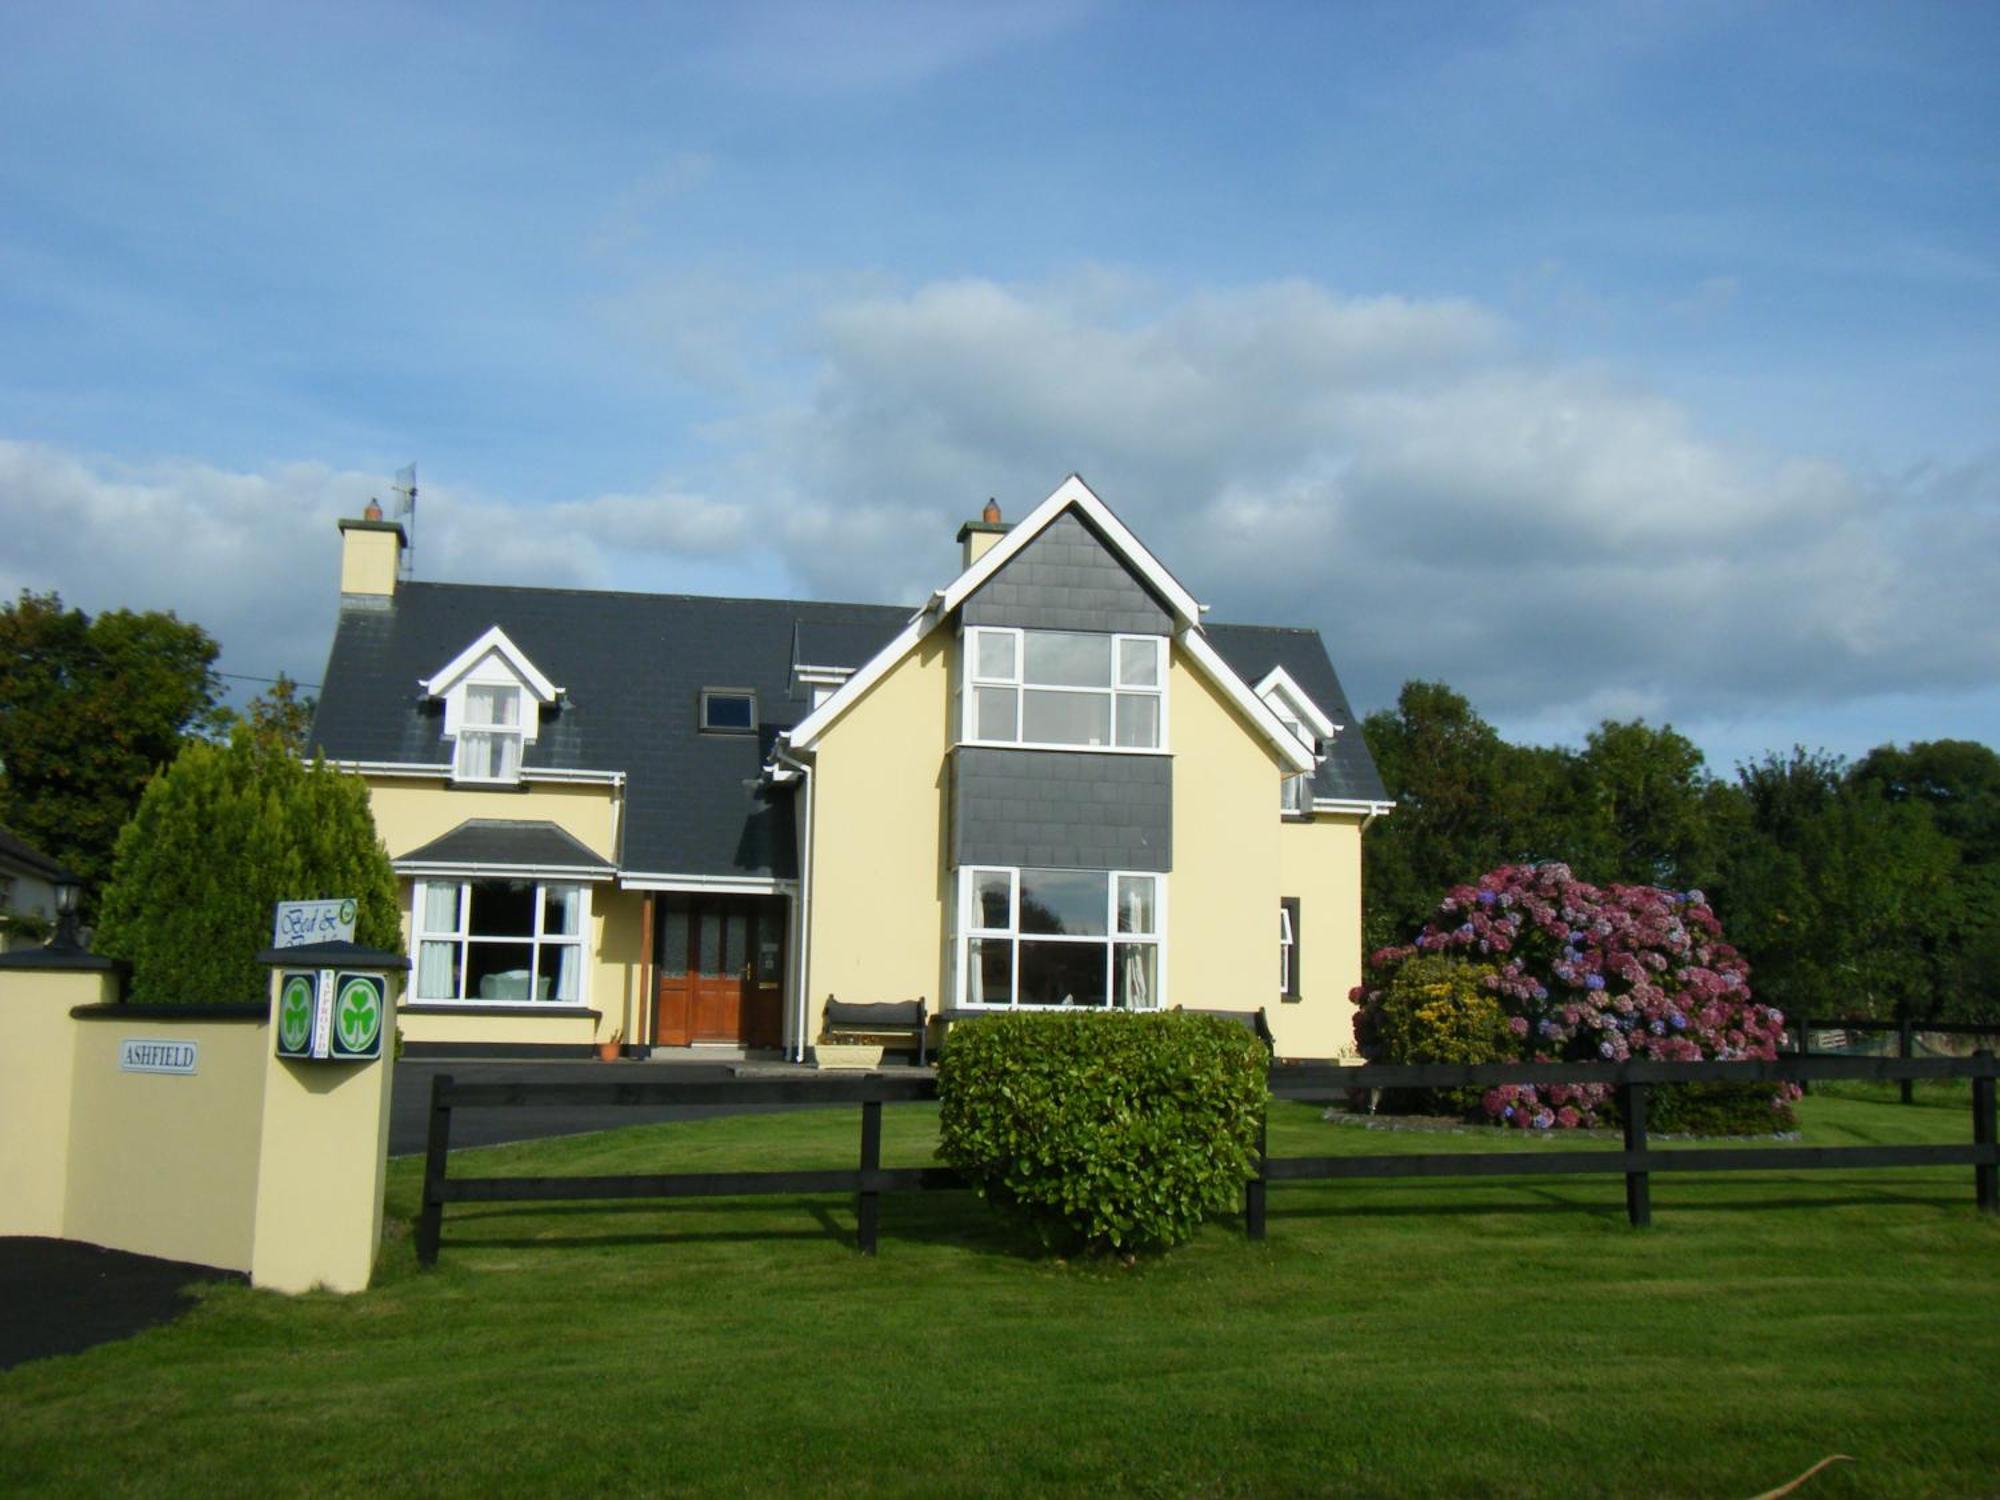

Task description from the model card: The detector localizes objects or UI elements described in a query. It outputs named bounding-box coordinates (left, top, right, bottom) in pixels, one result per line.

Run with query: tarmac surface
left=387, top=1056, right=860, bottom=1155
left=0, top=1238, right=245, bottom=1371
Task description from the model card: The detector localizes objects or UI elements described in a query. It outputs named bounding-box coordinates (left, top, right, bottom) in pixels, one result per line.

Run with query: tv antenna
left=391, top=463, right=418, bottom=580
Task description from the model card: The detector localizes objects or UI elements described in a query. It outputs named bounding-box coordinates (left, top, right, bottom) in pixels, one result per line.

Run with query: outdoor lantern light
left=51, top=876, right=83, bottom=952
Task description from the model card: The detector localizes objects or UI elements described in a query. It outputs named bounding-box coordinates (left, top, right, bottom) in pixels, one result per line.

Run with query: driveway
left=0, top=1238, right=244, bottom=1372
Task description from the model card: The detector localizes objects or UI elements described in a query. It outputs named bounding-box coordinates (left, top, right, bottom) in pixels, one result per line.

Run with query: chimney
left=337, top=507, right=407, bottom=601
left=956, top=499, right=1010, bottom=569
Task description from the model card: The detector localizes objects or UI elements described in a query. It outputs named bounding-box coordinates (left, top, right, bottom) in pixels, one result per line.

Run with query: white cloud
left=6, top=272, right=1994, bottom=764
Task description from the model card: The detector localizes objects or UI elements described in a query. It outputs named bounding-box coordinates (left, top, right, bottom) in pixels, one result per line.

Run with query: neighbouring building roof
left=1203, top=624, right=1390, bottom=806
left=0, top=824, right=80, bottom=885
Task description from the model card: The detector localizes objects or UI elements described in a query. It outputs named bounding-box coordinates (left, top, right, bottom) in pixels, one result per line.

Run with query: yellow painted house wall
left=801, top=635, right=1364, bottom=1060
left=1277, top=813, right=1366, bottom=1059
left=803, top=632, right=953, bottom=1039
left=365, top=777, right=633, bottom=1045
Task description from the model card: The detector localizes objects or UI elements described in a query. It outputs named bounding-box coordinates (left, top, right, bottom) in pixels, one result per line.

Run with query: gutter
left=772, top=746, right=816, bottom=1063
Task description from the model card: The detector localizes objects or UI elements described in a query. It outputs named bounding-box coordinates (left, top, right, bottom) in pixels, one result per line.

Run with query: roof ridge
left=398, top=579, right=909, bottom=615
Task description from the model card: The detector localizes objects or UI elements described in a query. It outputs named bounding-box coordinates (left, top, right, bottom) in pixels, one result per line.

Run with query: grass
left=3, top=1092, right=1997, bottom=1497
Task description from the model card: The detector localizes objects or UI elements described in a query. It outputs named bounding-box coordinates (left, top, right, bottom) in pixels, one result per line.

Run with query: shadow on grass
left=412, top=1187, right=1043, bottom=1261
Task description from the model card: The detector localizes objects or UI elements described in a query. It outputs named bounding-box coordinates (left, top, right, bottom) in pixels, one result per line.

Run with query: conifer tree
left=95, top=729, right=400, bottom=1002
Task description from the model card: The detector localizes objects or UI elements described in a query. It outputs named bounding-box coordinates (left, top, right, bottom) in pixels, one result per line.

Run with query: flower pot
left=596, top=1041, right=623, bottom=1062
left=815, top=1042, right=884, bottom=1070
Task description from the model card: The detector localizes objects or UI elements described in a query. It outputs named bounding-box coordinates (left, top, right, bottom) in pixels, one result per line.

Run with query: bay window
left=964, top=628, right=1165, bottom=750
left=959, top=866, right=1162, bottom=1009
left=413, top=878, right=589, bottom=1004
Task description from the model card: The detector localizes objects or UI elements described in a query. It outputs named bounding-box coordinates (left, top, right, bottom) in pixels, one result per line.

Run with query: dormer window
left=1256, top=666, right=1338, bottom=817
left=459, top=684, right=525, bottom=781
left=421, top=626, right=561, bottom=786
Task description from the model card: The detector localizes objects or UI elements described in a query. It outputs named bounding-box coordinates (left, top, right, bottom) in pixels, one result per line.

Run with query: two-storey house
left=310, top=476, right=1390, bottom=1060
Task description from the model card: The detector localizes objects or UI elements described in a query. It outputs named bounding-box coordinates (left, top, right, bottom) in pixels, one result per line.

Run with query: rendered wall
left=338, top=526, right=401, bottom=596
left=1165, top=647, right=1285, bottom=1032
left=367, top=778, right=618, bottom=859
left=371, top=778, right=634, bottom=1045
left=0, top=967, right=107, bottom=1236
left=804, top=632, right=953, bottom=1038
left=63, top=1014, right=269, bottom=1271
left=1276, top=813, right=1366, bottom=1059
left=250, top=963, right=399, bottom=1294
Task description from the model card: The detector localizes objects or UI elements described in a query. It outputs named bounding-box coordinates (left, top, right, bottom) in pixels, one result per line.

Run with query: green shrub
left=95, top=729, right=401, bottom=1002
left=935, top=1011, right=1268, bottom=1255
left=1360, top=954, right=1510, bottom=1116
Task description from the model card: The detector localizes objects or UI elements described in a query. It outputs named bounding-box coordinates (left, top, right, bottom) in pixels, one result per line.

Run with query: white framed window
left=1279, top=896, right=1301, bottom=1003
left=413, top=878, right=589, bottom=1005
left=962, top=627, right=1167, bottom=751
left=456, top=683, right=525, bottom=782
left=1279, top=717, right=1310, bottom=814
left=958, top=865, right=1163, bottom=1010
left=700, top=688, right=757, bottom=733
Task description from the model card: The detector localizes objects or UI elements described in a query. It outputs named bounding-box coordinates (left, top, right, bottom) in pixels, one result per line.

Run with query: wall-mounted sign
left=272, top=898, right=357, bottom=950
left=277, top=970, right=324, bottom=1059
left=330, top=973, right=386, bottom=1060
left=119, top=1039, right=198, bottom=1075
left=276, top=968, right=387, bottom=1063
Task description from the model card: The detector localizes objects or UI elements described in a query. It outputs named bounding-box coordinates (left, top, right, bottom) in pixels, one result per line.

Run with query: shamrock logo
left=335, top=976, right=382, bottom=1054
left=279, top=976, right=315, bottom=1053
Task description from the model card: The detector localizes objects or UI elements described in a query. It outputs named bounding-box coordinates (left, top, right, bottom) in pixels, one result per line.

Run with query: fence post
left=1245, top=1106, right=1269, bottom=1243
left=416, top=1072, right=454, bottom=1269
left=857, top=1097, right=882, bottom=1256
left=1973, top=1050, right=1997, bottom=1217
left=1900, top=1017, right=1916, bottom=1106
left=1622, top=1078, right=1652, bottom=1229
left=1796, top=1017, right=1811, bottom=1096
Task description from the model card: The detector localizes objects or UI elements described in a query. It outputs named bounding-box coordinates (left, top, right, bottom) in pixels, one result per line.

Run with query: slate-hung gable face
left=310, top=478, right=1390, bottom=1062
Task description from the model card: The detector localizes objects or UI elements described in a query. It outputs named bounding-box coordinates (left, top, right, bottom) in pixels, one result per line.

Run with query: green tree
left=1717, top=749, right=1963, bottom=1022
left=1360, top=681, right=1571, bottom=949
left=94, top=728, right=401, bottom=1003
left=1571, top=719, right=1719, bottom=889
left=0, top=591, right=226, bottom=904
left=225, top=673, right=319, bottom=756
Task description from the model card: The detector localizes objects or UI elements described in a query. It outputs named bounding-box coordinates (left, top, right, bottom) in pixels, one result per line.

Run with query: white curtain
left=416, top=883, right=461, bottom=999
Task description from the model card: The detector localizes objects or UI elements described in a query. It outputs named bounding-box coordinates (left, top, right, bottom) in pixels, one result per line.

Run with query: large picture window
left=413, top=878, right=588, bottom=1004
left=959, top=866, right=1162, bottom=1010
left=963, top=628, right=1166, bottom=750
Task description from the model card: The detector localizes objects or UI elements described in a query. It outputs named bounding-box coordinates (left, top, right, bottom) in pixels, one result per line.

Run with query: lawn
left=3, top=1091, right=1996, bottom=1498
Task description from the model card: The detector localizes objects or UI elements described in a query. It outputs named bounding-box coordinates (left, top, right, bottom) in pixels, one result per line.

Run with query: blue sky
left=2, top=0, right=1994, bottom=772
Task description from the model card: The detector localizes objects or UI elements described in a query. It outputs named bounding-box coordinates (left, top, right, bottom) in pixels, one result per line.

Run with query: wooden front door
left=653, top=896, right=785, bottom=1049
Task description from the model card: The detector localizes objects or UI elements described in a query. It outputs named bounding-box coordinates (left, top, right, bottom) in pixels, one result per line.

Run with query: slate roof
left=311, top=582, right=1386, bottom=880
left=1202, top=625, right=1391, bottom=805
left=394, top=819, right=618, bottom=877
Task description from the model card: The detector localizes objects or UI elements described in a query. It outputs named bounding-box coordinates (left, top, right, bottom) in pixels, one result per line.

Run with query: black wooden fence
left=1252, top=1052, right=1999, bottom=1238
left=1788, top=1017, right=2000, bottom=1104
left=415, top=1052, right=1998, bottom=1267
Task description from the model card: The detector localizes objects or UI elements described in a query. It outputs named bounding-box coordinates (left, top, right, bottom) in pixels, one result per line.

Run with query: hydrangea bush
left=1353, top=863, right=1796, bottom=1131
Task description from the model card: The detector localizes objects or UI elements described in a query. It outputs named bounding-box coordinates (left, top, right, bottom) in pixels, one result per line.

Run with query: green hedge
left=935, top=1011, right=1269, bottom=1255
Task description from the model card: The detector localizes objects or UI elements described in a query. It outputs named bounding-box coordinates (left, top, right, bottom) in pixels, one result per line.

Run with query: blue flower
left=1650, top=1020, right=1666, bottom=1035
left=1669, top=1013, right=1686, bottom=1029
left=1585, top=973, right=1606, bottom=991
left=1477, top=890, right=1497, bottom=906
left=1533, top=985, right=1549, bottom=1001
left=1687, top=889, right=1706, bottom=905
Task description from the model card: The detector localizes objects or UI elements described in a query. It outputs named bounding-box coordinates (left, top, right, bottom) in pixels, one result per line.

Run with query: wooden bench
left=823, top=997, right=929, bottom=1066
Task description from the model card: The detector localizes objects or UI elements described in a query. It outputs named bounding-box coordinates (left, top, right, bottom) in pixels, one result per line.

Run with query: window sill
left=956, top=741, right=1171, bottom=756
left=400, top=1003, right=601, bottom=1018
left=446, top=778, right=530, bottom=793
